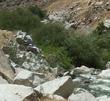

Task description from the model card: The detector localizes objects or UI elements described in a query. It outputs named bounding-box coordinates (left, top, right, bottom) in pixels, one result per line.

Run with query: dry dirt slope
left=46, top=0, right=110, bottom=29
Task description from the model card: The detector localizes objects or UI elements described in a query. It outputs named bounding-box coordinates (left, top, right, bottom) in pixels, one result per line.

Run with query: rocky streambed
left=0, top=30, right=110, bottom=101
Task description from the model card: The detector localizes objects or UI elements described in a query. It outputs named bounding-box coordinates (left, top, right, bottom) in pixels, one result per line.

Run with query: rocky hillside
left=0, top=30, right=110, bottom=101
left=46, top=0, right=110, bottom=30
left=0, top=0, right=109, bottom=30
left=0, top=1, right=110, bottom=101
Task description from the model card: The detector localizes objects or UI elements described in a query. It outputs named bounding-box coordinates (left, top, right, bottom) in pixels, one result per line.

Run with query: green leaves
left=0, top=7, right=43, bottom=31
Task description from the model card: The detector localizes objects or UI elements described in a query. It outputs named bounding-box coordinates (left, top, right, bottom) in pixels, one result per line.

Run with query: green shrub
left=3, top=44, right=25, bottom=65
left=31, top=22, right=68, bottom=46
left=92, top=23, right=110, bottom=67
left=0, top=7, right=41, bottom=32
left=28, top=6, right=46, bottom=19
left=64, top=34, right=105, bottom=69
left=40, top=45, right=72, bottom=69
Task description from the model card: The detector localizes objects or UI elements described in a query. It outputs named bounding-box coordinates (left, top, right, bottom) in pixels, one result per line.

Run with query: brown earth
left=46, top=0, right=110, bottom=29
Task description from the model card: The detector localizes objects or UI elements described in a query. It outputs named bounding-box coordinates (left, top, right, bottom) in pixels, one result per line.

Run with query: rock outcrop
left=0, top=49, right=15, bottom=82
left=14, top=69, right=34, bottom=86
left=14, top=69, right=46, bottom=87
left=0, top=84, right=38, bottom=101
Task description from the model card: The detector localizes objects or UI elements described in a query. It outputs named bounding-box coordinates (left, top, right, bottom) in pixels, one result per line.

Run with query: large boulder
left=0, top=84, right=39, bottom=101
left=14, top=69, right=46, bottom=87
left=68, top=89, right=97, bottom=101
left=98, top=69, right=110, bottom=79
left=14, top=69, right=33, bottom=86
left=0, top=50, right=15, bottom=82
left=35, top=76, right=74, bottom=98
left=74, top=65, right=93, bottom=74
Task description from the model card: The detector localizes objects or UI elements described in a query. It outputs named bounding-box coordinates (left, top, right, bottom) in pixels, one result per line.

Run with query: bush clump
left=40, top=45, right=72, bottom=69
left=31, top=22, right=67, bottom=46
left=0, top=6, right=44, bottom=32
left=64, top=34, right=105, bottom=69
left=28, top=6, right=46, bottom=19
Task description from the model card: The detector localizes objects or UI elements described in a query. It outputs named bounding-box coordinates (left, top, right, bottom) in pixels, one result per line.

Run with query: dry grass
left=46, top=0, right=73, bottom=12
left=0, top=30, right=14, bottom=48
left=46, top=0, right=92, bottom=12
left=45, top=0, right=110, bottom=28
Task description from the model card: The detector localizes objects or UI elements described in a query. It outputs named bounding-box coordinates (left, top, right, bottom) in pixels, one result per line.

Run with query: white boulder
left=35, top=76, right=74, bottom=98
left=98, top=69, right=110, bottom=79
left=14, top=69, right=46, bottom=87
left=74, top=65, right=93, bottom=74
left=0, top=84, right=37, bottom=101
left=14, top=69, right=33, bottom=86
left=68, top=90, right=97, bottom=101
